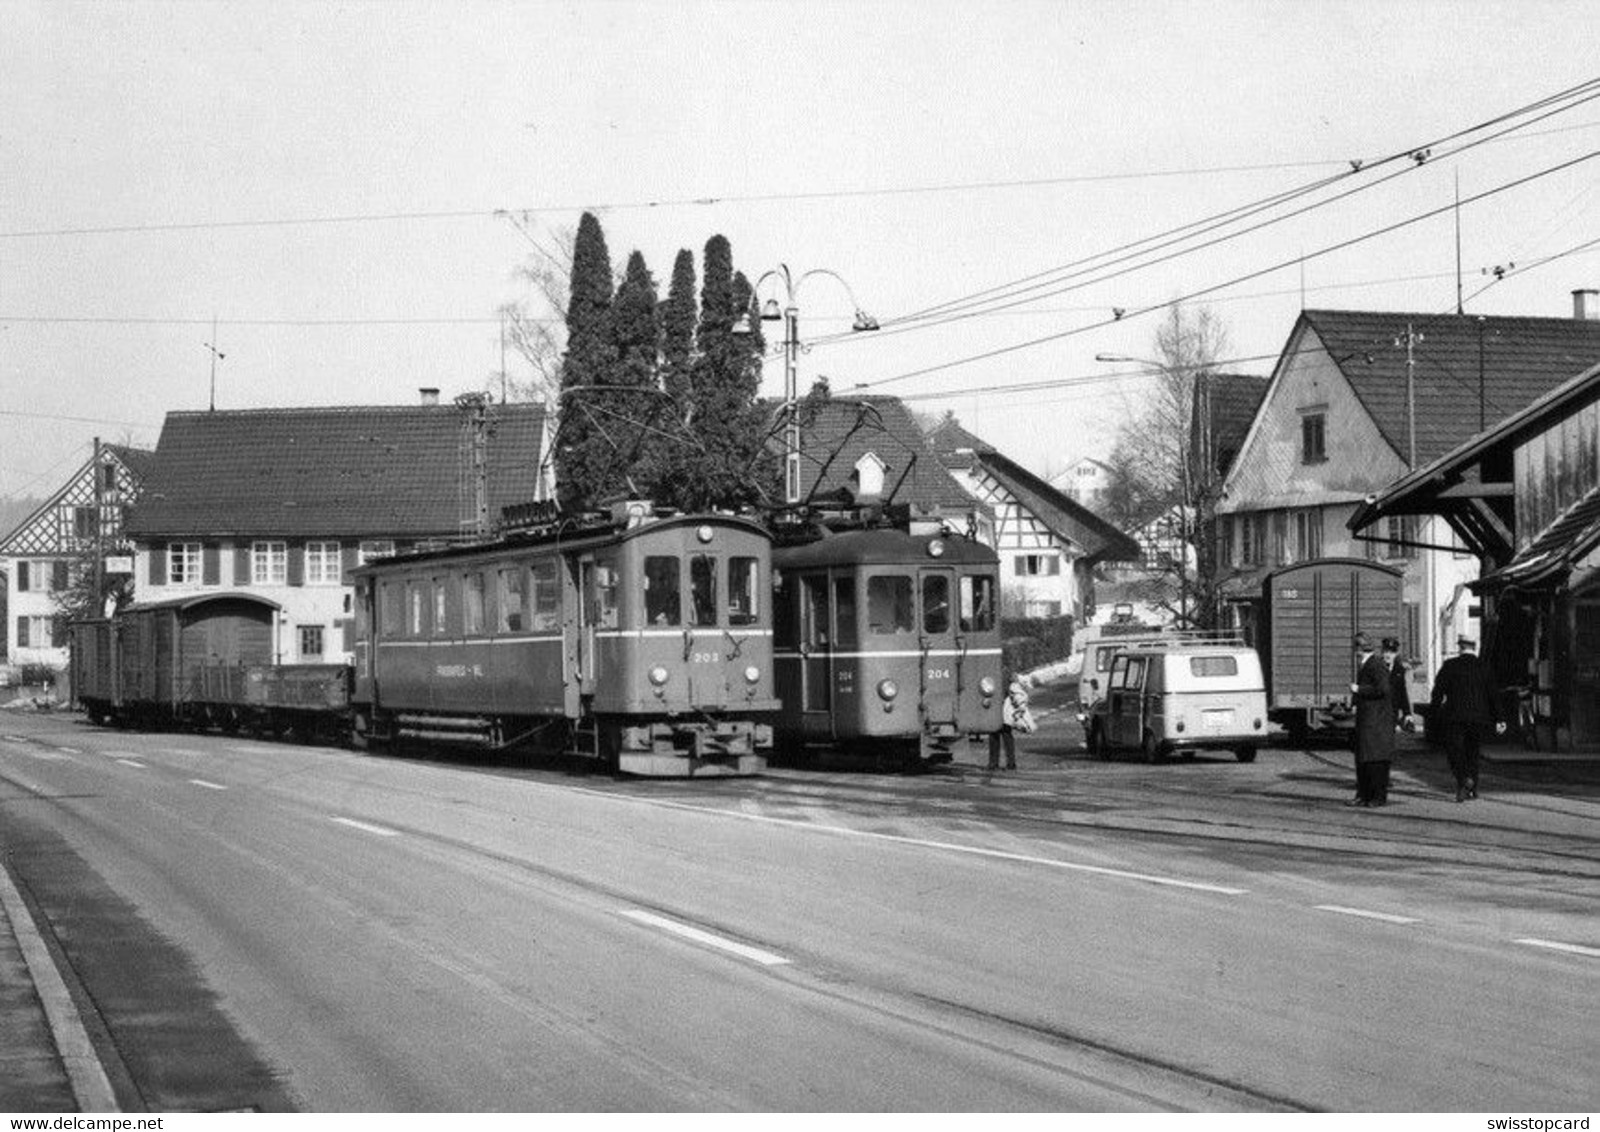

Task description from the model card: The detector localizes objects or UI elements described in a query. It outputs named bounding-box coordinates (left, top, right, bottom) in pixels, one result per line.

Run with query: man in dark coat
left=1383, top=636, right=1412, bottom=729
left=1348, top=632, right=1394, bottom=807
left=1430, top=635, right=1505, bottom=802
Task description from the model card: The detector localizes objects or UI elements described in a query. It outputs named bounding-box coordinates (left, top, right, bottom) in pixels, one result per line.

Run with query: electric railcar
left=771, top=527, right=1004, bottom=765
left=349, top=510, right=778, bottom=775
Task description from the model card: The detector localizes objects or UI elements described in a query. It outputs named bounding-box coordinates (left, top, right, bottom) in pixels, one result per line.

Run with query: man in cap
left=1348, top=631, right=1394, bottom=807
left=1429, top=634, right=1505, bottom=802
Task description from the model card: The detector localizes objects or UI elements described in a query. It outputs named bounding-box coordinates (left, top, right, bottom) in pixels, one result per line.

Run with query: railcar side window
left=728, top=557, right=759, bottom=626
left=432, top=579, right=448, bottom=636
left=380, top=582, right=403, bottom=636
left=802, top=577, right=829, bottom=647
left=922, top=574, right=951, bottom=634
left=463, top=572, right=486, bottom=635
left=959, top=575, right=996, bottom=632
left=531, top=561, right=560, bottom=630
left=833, top=576, right=858, bottom=648
left=867, top=574, right=914, bottom=634
left=772, top=570, right=795, bottom=649
left=497, top=568, right=526, bottom=632
left=644, top=556, right=681, bottom=626
left=690, top=555, right=717, bottom=627
left=408, top=583, right=425, bottom=637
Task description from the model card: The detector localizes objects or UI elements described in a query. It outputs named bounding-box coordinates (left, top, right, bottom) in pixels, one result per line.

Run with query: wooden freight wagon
left=1254, top=559, right=1403, bottom=739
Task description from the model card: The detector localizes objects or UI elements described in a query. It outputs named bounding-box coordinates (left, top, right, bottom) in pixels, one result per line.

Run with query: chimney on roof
left=419, top=387, right=440, bottom=406
left=1574, top=289, right=1599, bottom=321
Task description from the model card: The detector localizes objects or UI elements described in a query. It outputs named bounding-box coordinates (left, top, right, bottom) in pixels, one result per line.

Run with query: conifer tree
left=659, top=249, right=697, bottom=412
left=555, top=211, right=617, bottom=510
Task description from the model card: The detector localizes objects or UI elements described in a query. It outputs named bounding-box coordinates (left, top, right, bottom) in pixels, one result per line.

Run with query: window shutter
left=53, top=560, right=69, bottom=591
left=16, top=561, right=28, bottom=591
left=16, top=618, right=28, bottom=647
left=342, top=545, right=359, bottom=580
left=203, top=544, right=221, bottom=586
left=235, top=546, right=251, bottom=584
left=287, top=542, right=304, bottom=587
left=149, top=547, right=167, bottom=586
left=51, top=618, right=66, bottom=648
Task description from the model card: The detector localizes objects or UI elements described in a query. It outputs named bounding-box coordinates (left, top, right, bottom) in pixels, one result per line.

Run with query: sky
left=2, top=0, right=1596, bottom=507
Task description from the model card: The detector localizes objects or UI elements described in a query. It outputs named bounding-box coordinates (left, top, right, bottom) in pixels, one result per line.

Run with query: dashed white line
left=188, top=779, right=228, bottom=791
left=331, top=816, right=400, bottom=837
left=55, top=746, right=82, bottom=754
left=621, top=910, right=790, bottom=967
left=1515, top=938, right=1600, bottom=959
left=115, top=758, right=146, bottom=769
left=1315, top=905, right=1420, bottom=925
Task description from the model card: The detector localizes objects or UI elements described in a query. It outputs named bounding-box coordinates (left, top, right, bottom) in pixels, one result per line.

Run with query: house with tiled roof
left=782, top=389, right=984, bottom=533
left=0, top=443, right=154, bottom=669
left=125, top=399, right=545, bottom=664
left=1048, top=455, right=1115, bottom=513
left=1194, top=372, right=1271, bottom=482
left=927, top=413, right=1139, bottom=621
left=1348, top=349, right=1600, bottom=750
left=1216, top=296, right=1600, bottom=685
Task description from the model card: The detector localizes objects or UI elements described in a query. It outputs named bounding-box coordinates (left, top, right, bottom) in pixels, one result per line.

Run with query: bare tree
left=494, top=213, right=576, bottom=404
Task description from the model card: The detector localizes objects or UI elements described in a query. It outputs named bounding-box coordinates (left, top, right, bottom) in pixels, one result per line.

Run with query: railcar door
left=798, top=574, right=832, bottom=734
left=573, top=555, right=599, bottom=698
left=918, top=568, right=959, bottom=728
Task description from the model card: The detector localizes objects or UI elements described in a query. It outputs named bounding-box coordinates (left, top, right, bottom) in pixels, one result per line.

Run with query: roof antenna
left=1454, top=170, right=1464, bottom=315
left=204, top=316, right=225, bottom=412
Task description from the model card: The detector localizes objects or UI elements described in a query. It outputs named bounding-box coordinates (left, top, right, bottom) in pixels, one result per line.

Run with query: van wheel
left=1234, top=746, right=1258, bottom=763
left=1141, top=732, right=1163, bottom=764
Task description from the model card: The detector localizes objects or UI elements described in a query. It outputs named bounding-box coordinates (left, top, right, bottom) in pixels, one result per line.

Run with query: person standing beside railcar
left=1348, top=632, right=1394, bottom=807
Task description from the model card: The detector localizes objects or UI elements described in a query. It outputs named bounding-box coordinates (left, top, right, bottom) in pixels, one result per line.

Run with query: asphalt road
left=1, top=706, right=1596, bottom=1112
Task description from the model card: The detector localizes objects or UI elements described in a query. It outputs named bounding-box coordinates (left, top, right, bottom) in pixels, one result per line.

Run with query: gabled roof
left=784, top=394, right=975, bottom=515
left=927, top=415, right=1140, bottom=564
left=0, top=444, right=155, bottom=556
left=1201, top=372, right=1270, bottom=477
left=127, top=403, right=546, bottom=539
left=1301, top=309, right=1600, bottom=467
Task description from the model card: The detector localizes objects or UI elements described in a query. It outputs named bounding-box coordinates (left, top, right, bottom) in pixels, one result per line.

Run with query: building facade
left=0, top=444, right=153, bottom=670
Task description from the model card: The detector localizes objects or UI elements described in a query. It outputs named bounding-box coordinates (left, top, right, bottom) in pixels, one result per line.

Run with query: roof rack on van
left=1114, top=630, right=1249, bottom=649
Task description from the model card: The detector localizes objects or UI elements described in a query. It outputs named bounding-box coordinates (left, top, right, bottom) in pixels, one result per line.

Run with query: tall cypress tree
left=610, top=250, right=663, bottom=491
left=659, top=249, right=697, bottom=413
left=556, top=212, right=616, bottom=510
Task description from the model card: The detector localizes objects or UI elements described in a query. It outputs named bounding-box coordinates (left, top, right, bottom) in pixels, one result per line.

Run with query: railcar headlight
left=649, top=666, right=670, bottom=686
left=744, top=665, right=760, bottom=684
left=877, top=679, right=898, bottom=702
left=696, top=525, right=714, bottom=543
left=978, top=677, right=997, bottom=696
left=927, top=539, right=946, bottom=558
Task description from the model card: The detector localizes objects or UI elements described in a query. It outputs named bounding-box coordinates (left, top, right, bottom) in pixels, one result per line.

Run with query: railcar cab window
left=408, top=583, right=426, bottom=637
left=531, top=561, right=560, bottom=630
left=593, top=560, right=620, bottom=628
left=832, top=576, right=857, bottom=648
left=728, top=557, right=760, bottom=627
left=380, top=582, right=404, bottom=636
left=690, top=555, right=717, bottom=627
left=960, top=575, right=996, bottom=632
left=644, top=556, right=682, bottom=626
left=432, top=578, right=449, bottom=636
left=922, top=574, right=951, bottom=634
left=497, top=568, right=526, bottom=632
left=868, top=574, right=914, bottom=635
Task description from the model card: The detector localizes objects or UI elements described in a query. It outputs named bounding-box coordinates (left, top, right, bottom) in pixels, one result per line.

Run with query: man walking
left=1349, top=632, right=1394, bottom=807
left=1430, top=635, right=1506, bottom=802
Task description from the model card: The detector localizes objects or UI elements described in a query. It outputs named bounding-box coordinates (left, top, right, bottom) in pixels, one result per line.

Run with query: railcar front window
left=531, top=561, right=560, bottom=630
left=960, top=575, right=996, bottom=632
left=595, top=560, right=619, bottom=628
left=497, top=568, right=525, bottom=632
left=728, top=557, right=759, bottom=626
left=409, top=584, right=425, bottom=637
left=867, top=575, right=914, bottom=635
left=380, top=582, right=403, bottom=635
left=922, top=574, right=951, bottom=634
left=432, top=580, right=448, bottom=635
left=833, top=576, right=858, bottom=648
left=690, top=555, right=717, bottom=627
left=644, top=556, right=681, bottom=626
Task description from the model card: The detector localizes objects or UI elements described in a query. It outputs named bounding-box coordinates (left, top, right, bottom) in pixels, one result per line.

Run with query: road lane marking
left=1515, top=938, right=1600, bottom=959
left=331, top=816, right=400, bottom=837
left=56, top=746, right=82, bottom=754
left=1315, top=905, right=1419, bottom=925
left=0, top=861, right=120, bottom=1112
left=115, top=758, right=147, bottom=769
left=602, top=794, right=1248, bottom=895
left=189, top=779, right=228, bottom=791
left=621, top=909, right=790, bottom=967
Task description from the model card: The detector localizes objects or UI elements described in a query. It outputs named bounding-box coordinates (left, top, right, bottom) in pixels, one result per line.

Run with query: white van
left=1083, top=642, right=1268, bottom=763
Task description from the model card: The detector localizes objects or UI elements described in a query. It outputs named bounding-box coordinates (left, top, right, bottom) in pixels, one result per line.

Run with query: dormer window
left=854, top=452, right=887, bottom=499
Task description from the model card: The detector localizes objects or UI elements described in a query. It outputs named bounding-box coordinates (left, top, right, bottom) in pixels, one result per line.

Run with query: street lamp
left=748, top=265, right=879, bottom=505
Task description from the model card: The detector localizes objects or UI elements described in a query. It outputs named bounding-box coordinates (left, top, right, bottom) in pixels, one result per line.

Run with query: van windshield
left=1189, top=655, right=1239, bottom=677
